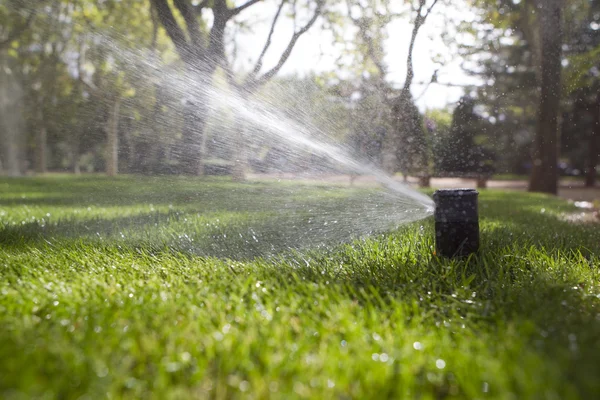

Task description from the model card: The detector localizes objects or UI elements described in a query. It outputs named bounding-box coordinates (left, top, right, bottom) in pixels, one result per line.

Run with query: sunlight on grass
left=1, top=177, right=600, bottom=398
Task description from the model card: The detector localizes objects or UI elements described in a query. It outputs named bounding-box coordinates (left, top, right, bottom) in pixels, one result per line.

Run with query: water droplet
left=436, top=359, right=446, bottom=369
left=413, top=341, right=423, bottom=350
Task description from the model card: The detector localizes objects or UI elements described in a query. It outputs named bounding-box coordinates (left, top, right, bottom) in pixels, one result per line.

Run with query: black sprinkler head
left=433, top=189, right=480, bottom=258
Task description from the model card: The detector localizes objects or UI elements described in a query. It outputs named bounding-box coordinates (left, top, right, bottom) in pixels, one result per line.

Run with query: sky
left=232, top=0, right=480, bottom=111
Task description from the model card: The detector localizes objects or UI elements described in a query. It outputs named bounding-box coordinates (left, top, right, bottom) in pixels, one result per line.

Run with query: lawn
left=1, top=176, right=600, bottom=399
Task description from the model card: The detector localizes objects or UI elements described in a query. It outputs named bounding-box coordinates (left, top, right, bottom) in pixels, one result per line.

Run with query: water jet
left=433, top=189, right=479, bottom=258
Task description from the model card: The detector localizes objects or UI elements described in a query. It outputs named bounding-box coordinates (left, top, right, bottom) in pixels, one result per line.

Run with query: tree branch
left=413, top=69, right=438, bottom=101
left=0, top=7, right=37, bottom=50
left=403, top=0, right=438, bottom=92
left=150, top=0, right=191, bottom=61
left=346, top=0, right=386, bottom=77
left=248, top=0, right=286, bottom=80
left=231, top=0, right=263, bottom=17
left=423, top=0, right=439, bottom=19
left=254, top=0, right=323, bottom=87
left=173, top=0, right=203, bottom=47
left=360, top=25, right=387, bottom=78
left=193, top=0, right=210, bottom=15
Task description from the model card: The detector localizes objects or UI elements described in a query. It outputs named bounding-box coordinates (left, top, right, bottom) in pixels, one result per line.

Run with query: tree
left=458, top=6, right=538, bottom=175
left=591, top=90, right=600, bottom=187
left=150, top=0, right=323, bottom=176
left=0, top=57, right=26, bottom=176
left=74, top=0, right=161, bottom=176
left=31, top=0, right=72, bottom=174
left=0, top=2, right=37, bottom=50
left=528, top=0, right=564, bottom=194
left=391, top=0, right=438, bottom=184
left=465, top=0, right=588, bottom=187
left=225, top=0, right=324, bottom=180
left=562, top=0, right=600, bottom=187
left=437, top=96, right=494, bottom=177
left=0, top=1, right=39, bottom=176
left=342, top=0, right=441, bottom=184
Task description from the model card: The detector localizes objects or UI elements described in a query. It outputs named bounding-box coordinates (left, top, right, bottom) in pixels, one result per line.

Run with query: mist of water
left=94, top=32, right=433, bottom=203
left=7, top=12, right=435, bottom=258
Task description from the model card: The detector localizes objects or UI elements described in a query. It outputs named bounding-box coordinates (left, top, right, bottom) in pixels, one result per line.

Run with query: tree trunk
left=176, top=61, right=215, bottom=176
left=35, top=104, right=47, bottom=174
left=71, top=138, right=81, bottom=175
left=231, top=117, right=247, bottom=182
left=106, top=97, right=121, bottom=176
left=72, top=134, right=81, bottom=174
left=231, top=89, right=252, bottom=182
left=35, top=125, right=47, bottom=174
left=180, top=97, right=207, bottom=176
left=585, top=90, right=600, bottom=187
left=2, top=131, right=23, bottom=177
left=143, top=82, right=163, bottom=174
left=70, top=109, right=81, bottom=174
left=528, top=0, right=563, bottom=195
left=0, top=57, right=25, bottom=176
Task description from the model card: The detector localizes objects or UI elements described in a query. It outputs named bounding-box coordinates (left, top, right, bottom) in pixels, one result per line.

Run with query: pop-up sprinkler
left=433, top=189, right=480, bottom=258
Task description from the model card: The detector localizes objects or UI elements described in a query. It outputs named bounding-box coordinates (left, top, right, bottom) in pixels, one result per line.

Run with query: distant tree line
left=0, top=0, right=598, bottom=194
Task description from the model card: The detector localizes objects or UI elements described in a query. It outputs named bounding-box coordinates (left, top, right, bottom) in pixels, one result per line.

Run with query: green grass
left=1, top=176, right=600, bottom=399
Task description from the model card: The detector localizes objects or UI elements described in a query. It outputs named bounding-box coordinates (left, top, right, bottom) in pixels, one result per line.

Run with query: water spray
left=433, top=189, right=480, bottom=258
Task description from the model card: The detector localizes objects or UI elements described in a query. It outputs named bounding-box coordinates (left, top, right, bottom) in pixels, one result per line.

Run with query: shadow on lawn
left=1, top=177, right=427, bottom=259
left=1, top=204, right=418, bottom=260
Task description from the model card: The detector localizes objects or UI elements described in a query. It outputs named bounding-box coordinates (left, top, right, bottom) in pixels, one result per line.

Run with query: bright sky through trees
left=233, top=0, right=477, bottom=110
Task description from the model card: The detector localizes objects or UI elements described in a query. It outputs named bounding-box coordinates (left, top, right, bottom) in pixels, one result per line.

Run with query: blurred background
left=0, top=0, right=598, bottom=195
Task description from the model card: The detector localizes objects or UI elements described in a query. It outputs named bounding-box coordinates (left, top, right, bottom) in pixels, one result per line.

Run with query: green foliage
left=461, top=0, right=600, bottom=176
left=425, top=109, right=452, bottom=131
left=565, top=44, right=600, bottom=94
left=1, top=177, right=600, bottom=398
